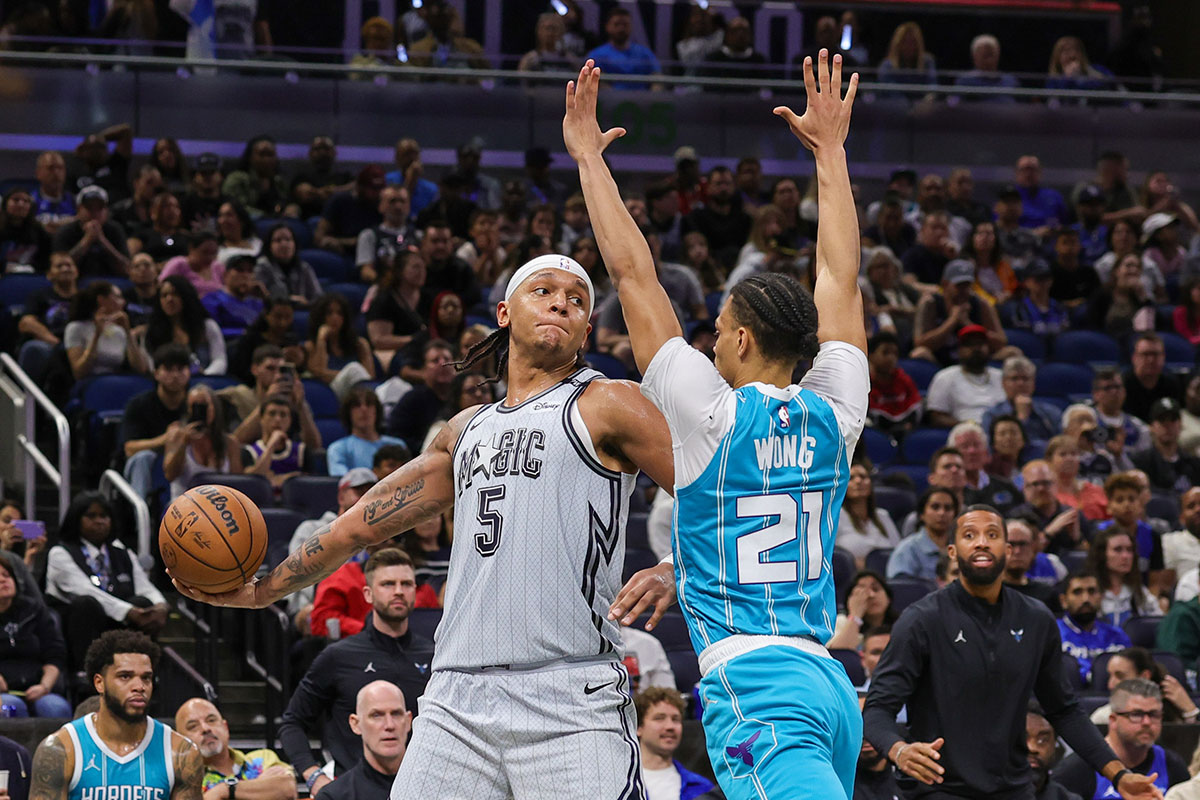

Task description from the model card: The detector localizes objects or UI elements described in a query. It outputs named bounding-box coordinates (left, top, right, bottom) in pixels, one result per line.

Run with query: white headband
left=503, top=254, right=595, bottom=316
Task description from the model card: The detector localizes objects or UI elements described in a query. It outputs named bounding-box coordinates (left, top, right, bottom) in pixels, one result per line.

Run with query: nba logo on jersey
left=777, top=407, right=790, bottom=429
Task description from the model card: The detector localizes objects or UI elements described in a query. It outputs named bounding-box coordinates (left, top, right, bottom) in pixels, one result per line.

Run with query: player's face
left=637, top=701, right=682, bottom=759
left=499, top=269, right=591, bottom=364
left=366, top=564, right=417, bottom=624
left=97, top=653, right=154, bottom=723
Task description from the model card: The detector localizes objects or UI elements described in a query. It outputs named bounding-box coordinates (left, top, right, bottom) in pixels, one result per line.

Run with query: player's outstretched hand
left=563, top=60, right=626, bottom=162
left=609, top=561, right=676, bottom=631
left=773, top=49, right=858, bottom=154
left=894, top=738, right=945, bottom=785
left=1117, top=772, right=1164, bottom=800
left=170, top=571, right=268, bottom=609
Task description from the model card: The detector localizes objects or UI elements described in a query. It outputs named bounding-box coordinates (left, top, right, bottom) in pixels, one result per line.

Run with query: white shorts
left=390, top=659, right=645, bottom=800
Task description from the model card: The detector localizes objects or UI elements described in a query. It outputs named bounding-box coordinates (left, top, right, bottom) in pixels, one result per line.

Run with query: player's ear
left=363, top=584, right=372, bottom=604
left=349, top=713, right=361, bottom=736
left=946, top=543, right=957, bottom=561
left=93, top=672, right=104, bottom=696
left=736, top=326, right=750, bottom=360
left=496, top=301, right=511, bottom=328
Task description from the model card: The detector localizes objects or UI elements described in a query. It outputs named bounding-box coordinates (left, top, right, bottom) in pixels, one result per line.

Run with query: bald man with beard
left=175, top=697, right=296, bottom=800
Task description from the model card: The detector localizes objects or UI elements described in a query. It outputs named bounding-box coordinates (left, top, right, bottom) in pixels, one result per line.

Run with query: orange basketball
left=159, top=485, right=267, bottom=593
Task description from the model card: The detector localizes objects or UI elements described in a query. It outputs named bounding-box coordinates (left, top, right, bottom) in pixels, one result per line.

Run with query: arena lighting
left=551, top=0, right=569, bottom=14
left=696, top=0, right=709, bottom=8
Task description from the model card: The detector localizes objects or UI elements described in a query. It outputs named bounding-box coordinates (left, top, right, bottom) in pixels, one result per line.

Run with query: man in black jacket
left=278, top=549, right=433, bottom=795
left=863, top=505, right=1162, bottom=800
left=320, top=680, right=411, bottom=800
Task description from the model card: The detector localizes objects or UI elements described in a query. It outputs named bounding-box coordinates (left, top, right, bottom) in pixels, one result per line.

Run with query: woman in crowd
left=1173, top=277, right=1200, bottom=345
left=163, top=383, right=242, bottom=500
left=1085, top=527, right=1163, bottom=627
left=988, top=413, right=1028, bottom=488
left=1045, top=434, right=1108, bottom=521
left=159, top=231, right=225, bottom=298
left=1089, top=647, right=1197, bottom=724
left=526, top=204, right=557, bottom=243
left=877, top=22, right=938, bottom=88
left=1093, top=219, right=1141, bottom=285
left=569, top=236, right=612, bottom=307
left=229, top=297, right=305, bottom=383
left=1087, top=253, right=1157, bottom=346
left=148, top=137, right=189, bottom=194
left=769, top=177, right=809, bottom=249
left=681, top=231, right=727, bottom=295
left=142, top=275, right=227, bottom=375
left=0, top=557, right=70, bottom=717
left=255, top=223, right=322, bottom=307
left=326, top=386, right=407, bottom=476
left=864, top=248, right=920, bottom=348
left=64, top=280, right=148, bottom=379
left=672, top=4, right=723, bottom=78
left=366, top=249, right=430, bottom=362
left=836, top=462, right=901, bottom=567
left=1141, top=212, right=1188, bottom=290
left=45, top=492, right=169, bottom=669
left=222, top=135, right=287, bottom=218
left=216, top=201, right=262, bottom=265
left=305, top=292, right=375, bottom=397
left=827, top=570, right=898, bottom=650
left=516, top=11, right=572, bottom=74
left=420, top=370, right=494, bottom=453
left=427, top=291, right=465, bottom=346
left=1046, top=36, right=1114, bottom=94
left=1138, top=171, right=1200, bottom=237
left=0, top=187, right=51, bottom=274
left=998, top=259, right=1071, bottom=338
left=961, top=220, right=1017, bottom=304
left=132, top=193, right=189, bottom=262
left=726, top=204, right=805, bottom=294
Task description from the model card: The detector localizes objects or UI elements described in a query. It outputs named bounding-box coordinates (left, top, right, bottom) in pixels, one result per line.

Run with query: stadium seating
left=1147, top=493, right=1181, bottom=528
left=900, top=428, right=948, bottom=465
left=255, top=217, right=313, bottom=249
left=292, top=310, right=311, bottom=340
left=261, top=508, right=306, bottom=569
left=1159, top=332, right=1196, bottom=367
left=880, top=464, right=930, bottom=494
left=190, top=472, right=274, bottom=509
left=888, top=578, right=936, bottom=612
left=301, top=249, right=355, bottom=284
left=0, top=274, right=50, bottom=313
left=861, top=428, right=896, bottom=467
left=586, top=352, right=627, bottom=380
left=280, top=475, right=340, bottom=518
left=622, top=547, right=659, bottom=583
left=626, top=512, right=649, bottom=550
left=1003, top=328, right=1046, bottom=361
left=325, top=282, right=369, bottom=311
left=646, top=613, right=691, bottom=651
left=832, top=547, right=856, bottom=599
left=897, top=359, right=938, bottom=392
left=1034, top=363, right=1094, bottom=400
left=1052, top=331, right=1121, bottom=365
left=666, top=649, right=701, bottom=695
left=864, top=548, right=893, bottom=577
left=315, top=418, right=347, bottom=448
left=1123, top=617, right=1162, bottom=649
left=874, top=487, right=916, bottom=525
left=830, top=649, right=866, bottom=687
left=302, top=379, right=340, bottom=418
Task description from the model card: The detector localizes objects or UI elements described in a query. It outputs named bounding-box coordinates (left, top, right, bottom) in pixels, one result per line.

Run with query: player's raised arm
left=773, top=50, right=865, bottom=353
left=564, top=60, right=682, bottom=375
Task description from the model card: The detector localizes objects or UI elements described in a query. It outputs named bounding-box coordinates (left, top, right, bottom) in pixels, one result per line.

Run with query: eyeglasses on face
left=1113, top=710, right=1162, bottom=722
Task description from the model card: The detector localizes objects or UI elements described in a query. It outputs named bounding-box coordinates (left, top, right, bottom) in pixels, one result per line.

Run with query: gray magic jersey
left=435, top=368, right=637, bottom=671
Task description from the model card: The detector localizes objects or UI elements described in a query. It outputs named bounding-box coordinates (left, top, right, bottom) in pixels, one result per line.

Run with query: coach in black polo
left=863, top=505, right=1162, bottom=800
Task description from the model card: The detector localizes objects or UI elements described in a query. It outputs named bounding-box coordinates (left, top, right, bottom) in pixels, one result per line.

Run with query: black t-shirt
left=69, top=152, right=131, bottom=203
left=424, top=257, right=481, bottom=308
left=22, top=287, right=75, bottom=339
left=123, top=286, right=158, bottom=329
left=52, top=220, right=131, bottom=277
left=321, top=191, right=382, bottom=239
left=179, top=192, right=227, bottom=232
left=1052, top=745, right=1189, bottom=799
left=138, top=230, right=191, bottom=263
left=1123, top=369, right=1183, bottom=423
left=682, top=204, right=752, bottom=266
left=1050, top=262, right=1101, bottom=304
left=901, top=243, right=948, bottom=286
left=863, top=223, right=916, bottom=259
left=0, top=222, right=52, bottom=273
left=385, top=385, right=444, bottom=453
left=119, top=388, right=186, bottom=452
left=366, top=290, right=430, bottom=338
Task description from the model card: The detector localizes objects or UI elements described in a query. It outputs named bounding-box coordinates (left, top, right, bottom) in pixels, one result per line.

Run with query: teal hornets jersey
left=673, top=383, right=850, bottom=652
left=65, top=714, right=175, bottom=800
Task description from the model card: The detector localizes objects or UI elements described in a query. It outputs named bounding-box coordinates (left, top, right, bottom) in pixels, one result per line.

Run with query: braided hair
left=456, top=323, right=587, bottom=384
left=727, top=273, right=819, bottom=364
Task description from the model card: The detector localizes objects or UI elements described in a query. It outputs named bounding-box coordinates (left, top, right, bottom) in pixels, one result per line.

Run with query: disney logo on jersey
left=458, top=426, right=546, bottom=495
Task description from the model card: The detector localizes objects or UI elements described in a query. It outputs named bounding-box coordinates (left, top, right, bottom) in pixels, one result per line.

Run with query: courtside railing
left=0, top=353, right=70, bottom=524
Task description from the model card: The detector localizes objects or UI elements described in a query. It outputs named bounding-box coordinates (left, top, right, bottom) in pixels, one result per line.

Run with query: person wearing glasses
left=1051, top=679, right=1188, bottom=798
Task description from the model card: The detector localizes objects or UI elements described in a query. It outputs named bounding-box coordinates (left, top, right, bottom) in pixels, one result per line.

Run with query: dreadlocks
left=728, top=272, right=820, bottom=364
left=455, top=325, right=589, bottom=384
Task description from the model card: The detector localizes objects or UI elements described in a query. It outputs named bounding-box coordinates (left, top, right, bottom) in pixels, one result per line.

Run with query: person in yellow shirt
left=175, top=697, right=298, bottom=800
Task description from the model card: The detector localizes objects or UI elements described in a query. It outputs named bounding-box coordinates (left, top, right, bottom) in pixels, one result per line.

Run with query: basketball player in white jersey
left=30, top=630, right=204, bottom=800
left=176, top=253, right=679, bottom=796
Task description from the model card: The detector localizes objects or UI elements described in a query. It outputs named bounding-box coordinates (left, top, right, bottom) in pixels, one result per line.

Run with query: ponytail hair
left=727, top=273, right=819, bottom=364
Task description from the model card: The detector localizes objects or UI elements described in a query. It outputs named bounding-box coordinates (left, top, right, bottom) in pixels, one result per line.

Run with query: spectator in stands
left=1142, top=213, right=1188, bottom=290
left=989, top=414, right=1029, bottom=487
left=635, top=687, right=715, bottom=800
left=982, top=356, right=1060, bottom=442
left=407, top=0, right=489, bottom=76
left=119, top=342, right=190, bottom=499
left=1173, top=279, right=1200, bottom=346
left=1012, top=155, right=1068, bottom=233
left=179, top=153, right=226, bottom=233
left=524, top=147, right=568, bottom=213
left=1049, top=229, right=1100, bottom=314
left=953, top=34, right=1018, bottom=101
left=837, top=463, right=901, bottom=566
left=682, top=166, right=749, bottom=268
left=142, top=276, right=227, bottom=375
left=856, top=724, right=901, bottom=800
left=1053, top=679, right=1188, bottom=797
left=46, top=491, right=168, bottom=670
left=586, top=7, right=661, bottom=91
left=64, top=279, right=147, bottom=379
left=69, top=124, right=132, bottom=203
left=1136, top=172, right=1200, bottom=239
left=828, top=571, right=897, bottom=651
left=887, top=486, right=959, bottom=582
left=1089, top=647, right=1198, bottom=726
left=450, top=141, right=501, bottom=213
left=906, top=175, right=971, bottom=247
left=214, top=201, right=261, bottom=266
left=32, top=151, right=75, bottom=233
left=865, top=249, right=920, bottom=345
left=902, top=211, right=962, bottom=289
left=174, top=697, right=296, bottom=800
left=1012, top=460, right=1087, bottom=555
left=1003, top=518, right=1060, bottom=613
left=0, top=498, right=46, bottom=578
left=321, top=681, right=412, bottom=800
left=924, top=325, right=1005, bottom=426
left=960, top=220, right=1017, bottom=304
left=385, top=340, right=455, bottom=452
left=357, top=187, right=415, bottom=285
left=998, top=259, right=1070, bottom=338
left=993, top=184, right=1040, bottom=271
left=1071, top=184, right=1110, bottom=268
left=315, top=166, right=386, bottom=256
left=290, top=136, right=354, bottom=221
left=417, top=371, right=493, bottom=454
left=222, top=135, right=286, bottom=219
left=202, top=255, right=263, bottom=337
left=1089, top=254, right=1158, bottom=346
left=255, top=223, right=322, bottom=308
left=679, top=232, right=726, bottom=296
left=1087, top=527, right=1163, bottom=627
left=1046, top=36, right=1115, bottom=95
left=0, top=556, right=68, bottom=718
left=110, top=164, right=161, bottom=238
left=1093, top=219, right=1141, bottom=287
left=1058, top=568, right=1131, bottom=684
left=1094, top=470, right=1169, bottom=593
left=159, top=231, right=224, bottom=299
left=863, top=198, right=916, bottom=260
left=418, top=220, right=479, bottom=308
left=1124, top=333, right=1183, bottom=423
left=644, top=180, right=684, bottom=264
left=385, top=139, right=437, bottom=222
left=1024, top=707, right=1075, bottom=800
left=1047, top=434, right=1109, bottom=521
left=125, top=252, right=162, bottom=326
left=674, top=3, right=722, bottom=77
left=398, top=514, right=450, bottom=595
left=877, top=21, right=937, bottom=90
left=163, top=384, right=242, bottom=500
left=1092, top=366, right=1152, bottom=454
left=517, top=12, right=571, bottom=74
left=0, top=187, right=51, bottom=274
left=245, top=394, right=308, bottom=488
left=911, top=262, right=1008, bottom=366
left=701, top=16, right=767, bottom=84
left=1133, top=398, right=1200, bottom=494
left=725, top=204, right=804, bottom=294
left=350, top=16, right=404, bottom=78
left=951, top=422, right=1021, bottom=513
left=304, top=292, right=375, bottom=398
left=866, top=330, right=921, bottom=433
left=148, top=138, right=188, bottom=195
left=366, top=250, right=430, bottom=363
left=326, top=387, right=406, bottom=477
left=1074, top=407, right=1138, bottom=485
left=132, top=193, right=189, bottom=263
left=1076, top=152, right=1137, bottom=221
left=621, top=626, right=676, bottom=695
left=941, top=169, right=989, bottom=229
left=457, top=210, right=506, bottom=287
left=54, top=185, right=130, bottom=277
left=227, top=300, right=305, bottom=385
left=1162, top=488, right=1200, bottom=577
left=279, top=546, right=434, bottom=784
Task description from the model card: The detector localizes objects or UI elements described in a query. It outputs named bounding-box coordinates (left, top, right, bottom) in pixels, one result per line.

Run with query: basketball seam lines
left=160, top=500, right=235, bottom=572
left=188, top=492, right=249, bottom=587
left=225, top=490, right=260, bottom=585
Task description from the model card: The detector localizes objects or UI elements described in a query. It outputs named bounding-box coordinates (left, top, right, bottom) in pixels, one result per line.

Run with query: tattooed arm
left=174, top=407, right=470, bottom=609
left=172, top=732, right=205, bottom=800
left=30, top=732, right=71, bottom=800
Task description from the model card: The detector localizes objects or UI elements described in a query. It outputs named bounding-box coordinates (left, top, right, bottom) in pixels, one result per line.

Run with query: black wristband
left=1113, top=768, right=1132, bottom=790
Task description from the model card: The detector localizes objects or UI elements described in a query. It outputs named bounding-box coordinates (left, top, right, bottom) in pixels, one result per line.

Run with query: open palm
left=563, top=60, right=626, bottom=161
left=774, top=49, right=858, bottom=153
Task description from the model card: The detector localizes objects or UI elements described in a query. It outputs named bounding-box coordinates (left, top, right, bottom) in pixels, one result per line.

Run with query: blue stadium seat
left=897, top=359, right=938, bottom=392
left=255, top=217, right=313, bottom=249
left=281, top=475, right=340, bottom=518
left=873, top=486, right=916, bottom=525
left=316, top=418, right=347, bottom=449
left=666, top=649, right=701, bottom=694
left=1033, top=395, right=1068, bottom=413
left=325, top=282, right=368, bottom=312
left=190, top=472, right=274, bottom=509
left=1147, top=493, right=1180, bottom=528
left=879, top=465, right=928, bottom=494
left=302, top=379, right=340, bottom=418
left=1034, top=363, right=1094, bottom=400
left=705, top=291, right=723, bottom=320
left=861, top=428, right=896, bottom=467
left=1061, top=653, right=1088, bottom=692
left=408, top=608, right=442, bottom=641
left=1003, top=328, right=1046, bottom=361
left=1159, top=332, right=1195, bottom=366
left=832, top=547, right=856, bottom=599
left=1060, top=549, right=1087, bottom=574
left=646, top=613, right=691, bottom=651
left=628, top=488, right=649, bottom=514
left=82, top=375, right=155, bottom=414
left=1123, top=617, right=1162, bottom=649
left=292, top=310, right=310, bottom=340
left=864, top=548, right=893, bottom=576
left=1052, top=331, right=1120, bottom=366
left=900, top=428, right=948, bottom=465
left=888, top=577, right=935, bottom=612
left=830, top=649, right=866, bottom=687
left=1, top=274, right=51, bottom=313
left=626, top=512, right=649, bottom=550
left=300, top=249, right=355, bottom=283
left=623, top=547, right=659, bottom=582
left=586, top=352, right=627, bottom=380
left=1152, top=651, right=1188, bottom=689
left=261, top=508, right=306, bottom=569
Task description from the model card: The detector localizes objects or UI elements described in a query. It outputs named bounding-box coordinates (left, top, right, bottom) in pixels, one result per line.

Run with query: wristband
left=305, top=771, right=322, bottom=792
left=894, top=743, right=911, bottom=765
left=849, top=615, right=864, bottom=628
left=1113, top=769, right=1132, bottom=790
left=1184, top=707, right=1200, bottom=721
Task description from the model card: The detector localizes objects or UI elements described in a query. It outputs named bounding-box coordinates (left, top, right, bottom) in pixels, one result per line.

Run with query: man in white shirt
left=1162, top=488, right=1200, bottom=585
left=925, top=325, right=1005, bottom=427
left=636, top=688, right=715, bottom=800
left=621, top=626, right=677, bottom=694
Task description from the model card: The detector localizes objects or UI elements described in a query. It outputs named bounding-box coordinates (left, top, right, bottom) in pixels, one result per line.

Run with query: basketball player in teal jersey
left=30, top=631, right=204, bottom=800
left=566, top=53, right=867, bottom=799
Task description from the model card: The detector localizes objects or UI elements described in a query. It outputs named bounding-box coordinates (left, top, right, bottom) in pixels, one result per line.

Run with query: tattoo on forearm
left=30, top=735, right=67, bottom=800
left=173, top=737, right=205, bottom=800
left=303, top=534, right=324, bottom=558
left=361, top=478, right=427, bottom=526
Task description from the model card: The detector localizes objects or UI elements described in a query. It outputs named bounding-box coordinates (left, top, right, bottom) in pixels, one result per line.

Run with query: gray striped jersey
left=434, top=368, right=637, bottom=671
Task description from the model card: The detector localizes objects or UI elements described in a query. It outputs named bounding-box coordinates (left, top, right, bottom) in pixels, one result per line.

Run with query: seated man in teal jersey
left=566, top=52, right=868, bottom=799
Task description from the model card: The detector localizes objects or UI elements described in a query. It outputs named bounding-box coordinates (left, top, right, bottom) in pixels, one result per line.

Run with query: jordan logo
left=363, top=662, right=376, bottom=673
left=84, top=754, right=100, bottom=772
left=953, top=630, right=966, bottom=644
left=726, top=731, right=761, bottom=767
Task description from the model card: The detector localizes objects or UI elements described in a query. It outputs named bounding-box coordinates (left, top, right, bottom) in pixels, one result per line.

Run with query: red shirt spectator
left=867, top=331, right=922, bottom=431
left=311, top=559, right=438, bottom=637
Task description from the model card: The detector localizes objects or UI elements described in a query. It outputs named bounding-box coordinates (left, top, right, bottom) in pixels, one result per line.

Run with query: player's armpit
left=30, top=732, right=70, bottom=800
left=172, top=734, right=205, bottom=800
left=578, top=380, right=674, bottom=491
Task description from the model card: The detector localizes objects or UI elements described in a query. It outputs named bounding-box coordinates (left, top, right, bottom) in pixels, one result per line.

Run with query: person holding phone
left=163, top=384, right=243, bottom=500
left=0, top=499, right=46, bottom=572
left=0, top=556, right=70, bottom=718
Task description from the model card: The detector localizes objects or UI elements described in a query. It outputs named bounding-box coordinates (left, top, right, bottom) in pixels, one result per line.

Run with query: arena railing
left=0, top=353, right=70, bottom=525
left=159, top=644, right=219, bottom=710
left=242, top=604, right=292, bottom=748
left=100, top=468, right=153, bottom=568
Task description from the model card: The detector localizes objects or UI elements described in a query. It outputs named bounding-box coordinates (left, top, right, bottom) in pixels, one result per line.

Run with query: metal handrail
left=0, top=353, right=70, bottom=523
left=243, top=604, right=292, bottom=747
left=100, top=469, right=152, bottom=566
left=161, top=645, right=218, bottom=704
